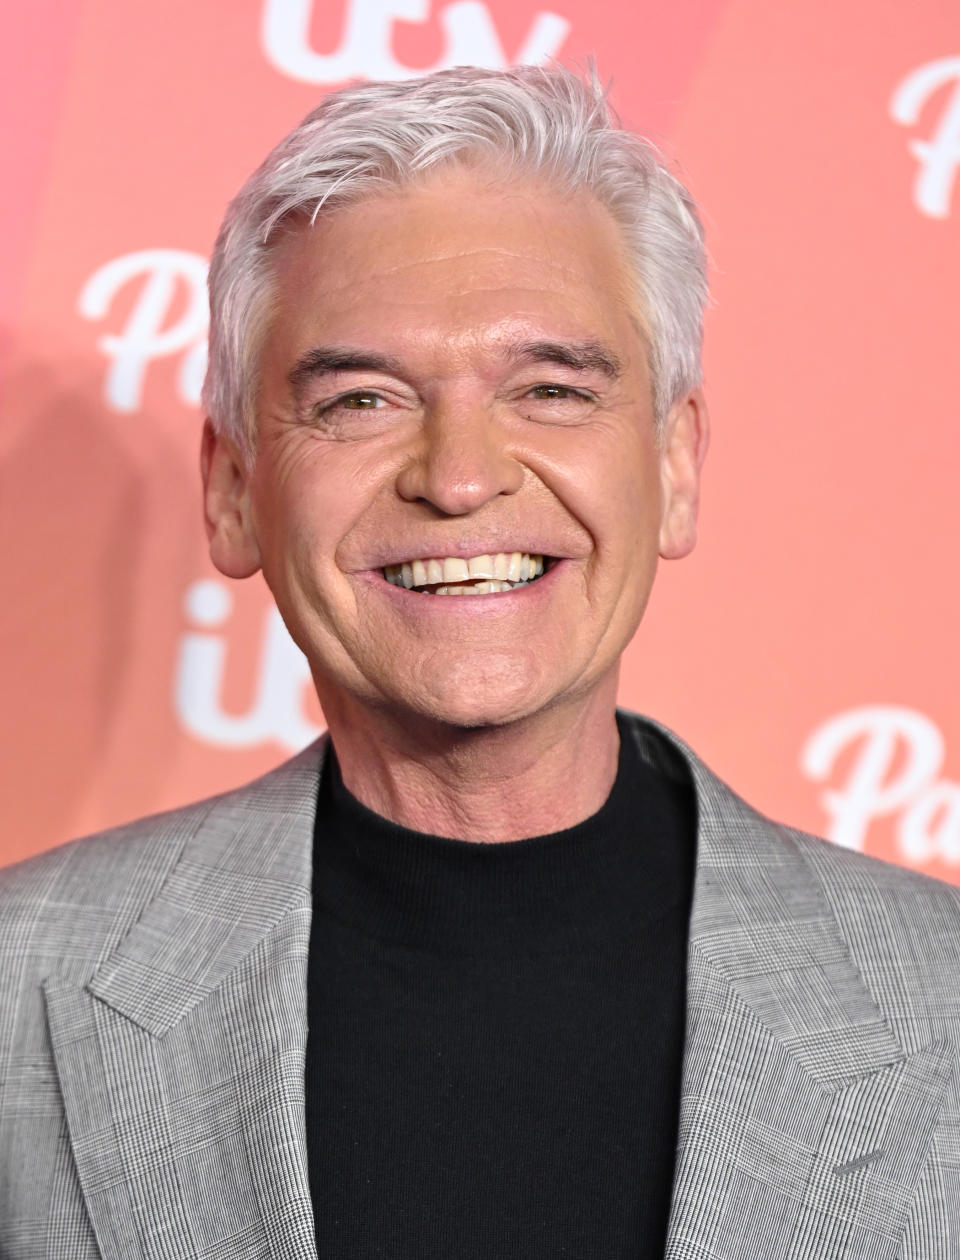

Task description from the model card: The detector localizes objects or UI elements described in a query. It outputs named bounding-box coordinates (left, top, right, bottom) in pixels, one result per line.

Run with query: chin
left=393, top=667, right=559, bottom=733
left=427, top=701, right=535, bottom=732
left=399, top=690, right=536, bottom=732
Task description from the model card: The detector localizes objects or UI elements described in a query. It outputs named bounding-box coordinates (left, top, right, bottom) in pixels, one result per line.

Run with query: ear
left=658, top=388, right=709, bottom=560
left=201, top=419, right=262, bottom=579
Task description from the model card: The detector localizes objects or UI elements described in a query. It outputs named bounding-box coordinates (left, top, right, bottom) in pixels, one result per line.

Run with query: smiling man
left=206, top=157, right=704, bottom=842
left=2, top=65, right=960, bottom=1260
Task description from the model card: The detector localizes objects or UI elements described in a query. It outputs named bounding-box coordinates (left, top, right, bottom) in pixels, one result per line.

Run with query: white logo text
left=175, top=579, right=322, bottom=751
left=890, top=56, right=960, bottom=219
left=78, top=248, right=208, bottom=413
left=802, top=705, right=959, bottom=864
left=261, top=0, right=570, bottom=84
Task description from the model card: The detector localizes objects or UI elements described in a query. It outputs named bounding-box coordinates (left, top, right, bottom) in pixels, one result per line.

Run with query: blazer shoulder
left=0, top=737, right=325, bottom=952
left=0, top=795, right=211, bottom=916
left=790, top=822, right=960, bottom=920
left=787, top=824, right=960, bottom=1027
left=0, top=737, right=326, bottom=921
left=0, top=801, right=212, bottom=1077
left=0, top=801, right=221, bottom=1031
left=639, top=707, right=960, bottom=1009
left=0, top=744, right=324, bottom=1081
left=631, top=705, right=960, bottom=931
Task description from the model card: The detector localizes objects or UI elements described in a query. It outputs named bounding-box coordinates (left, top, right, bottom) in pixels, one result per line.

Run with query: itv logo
left=260, top=0, right=570, bottom=84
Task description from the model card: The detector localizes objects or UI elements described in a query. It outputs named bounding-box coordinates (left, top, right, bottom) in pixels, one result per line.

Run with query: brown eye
left=531, top=384, right=572, bottom=399
left=341, top=392, right=382, bottom=409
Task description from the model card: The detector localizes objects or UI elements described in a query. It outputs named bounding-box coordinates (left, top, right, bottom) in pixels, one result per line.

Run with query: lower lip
left=356, top=560, right=568, bottom=615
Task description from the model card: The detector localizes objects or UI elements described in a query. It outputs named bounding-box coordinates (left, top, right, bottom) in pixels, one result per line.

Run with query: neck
left=316, top=678, right=622, bottom=843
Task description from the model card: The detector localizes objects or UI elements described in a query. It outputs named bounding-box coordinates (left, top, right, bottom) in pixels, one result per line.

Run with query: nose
left=394, top=401, right=524, bottom=515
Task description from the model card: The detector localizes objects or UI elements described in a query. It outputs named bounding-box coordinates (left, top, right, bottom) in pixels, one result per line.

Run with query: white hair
left=202, top=64, right=708, bottom=455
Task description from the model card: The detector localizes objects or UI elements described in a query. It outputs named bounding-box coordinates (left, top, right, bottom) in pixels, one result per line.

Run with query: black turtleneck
left=305, top=714, right=696, bottom=1258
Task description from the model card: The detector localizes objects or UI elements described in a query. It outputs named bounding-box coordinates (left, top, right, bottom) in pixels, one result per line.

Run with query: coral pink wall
left=2, top=0, right=958, bottom=876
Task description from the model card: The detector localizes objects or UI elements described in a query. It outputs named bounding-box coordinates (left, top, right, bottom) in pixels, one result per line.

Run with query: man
left=1, top=64, right=958, bottom=1259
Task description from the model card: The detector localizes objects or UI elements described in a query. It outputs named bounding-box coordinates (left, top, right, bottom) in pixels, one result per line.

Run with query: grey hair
left=202, top=64, right=707, bottom=455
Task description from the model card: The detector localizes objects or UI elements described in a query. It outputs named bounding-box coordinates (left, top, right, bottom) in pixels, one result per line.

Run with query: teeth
left=383, top=552, right=547, bottom=594
left=435, top=580, right=516, bottom=595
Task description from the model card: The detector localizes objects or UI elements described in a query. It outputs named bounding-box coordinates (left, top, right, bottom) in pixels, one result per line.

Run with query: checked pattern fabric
left=1, top=712, right=959, bottom=1258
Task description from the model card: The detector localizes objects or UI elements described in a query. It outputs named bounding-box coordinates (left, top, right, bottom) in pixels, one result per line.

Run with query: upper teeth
left=384, top=552, right=545, bottom=590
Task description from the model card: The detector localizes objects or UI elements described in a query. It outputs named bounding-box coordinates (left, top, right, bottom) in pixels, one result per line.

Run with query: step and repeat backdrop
left=2, top=0, right=958, bottom=875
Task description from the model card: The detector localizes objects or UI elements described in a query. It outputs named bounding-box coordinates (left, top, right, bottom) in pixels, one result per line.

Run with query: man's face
left=205, top=168, right=706, bottom=731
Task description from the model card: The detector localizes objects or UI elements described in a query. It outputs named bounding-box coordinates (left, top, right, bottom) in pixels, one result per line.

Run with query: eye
left=324, top=391, right=385, bottom=411
left=305, top=387, right=408, bottom=439
left=521, top=383, right=596, bottom=411
left=529, top=384, right=581, bottom=400
left=515, top=382, right=597, bottom=426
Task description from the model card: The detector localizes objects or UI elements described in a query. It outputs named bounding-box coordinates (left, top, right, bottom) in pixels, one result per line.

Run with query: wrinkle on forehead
left=262, top=172, right=650, bottom=383
left=274, top=171, right=635, bottom=287
left=328, top=247, right=603, bottom=292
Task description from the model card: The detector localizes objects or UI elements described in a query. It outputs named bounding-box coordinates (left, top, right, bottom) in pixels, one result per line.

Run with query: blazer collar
left=635, top=716, right=909, bottom=1083
left=631, top=716, right=955, bottom=1256
left=83, top=737, right=327, bottom=1035
left=43, top=739, right=329, bottom=1260
left=61, top=712, right=936, bottom=1078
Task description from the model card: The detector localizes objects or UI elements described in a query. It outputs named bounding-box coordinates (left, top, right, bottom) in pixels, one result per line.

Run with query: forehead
left=263, top=170, right=645, bottom=367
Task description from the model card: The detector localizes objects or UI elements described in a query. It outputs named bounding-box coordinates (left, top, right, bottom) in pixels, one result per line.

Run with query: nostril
left=394, top=444, right=525, bottom=512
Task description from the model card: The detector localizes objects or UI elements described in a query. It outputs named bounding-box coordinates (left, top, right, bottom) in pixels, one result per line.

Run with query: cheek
left=563, top=434, right=662, bottom=548
left=608, top=433, right=663, bottom=526
left=248, top=486, right=325, bottom=610
left=252, top=442, right=336, bottom=549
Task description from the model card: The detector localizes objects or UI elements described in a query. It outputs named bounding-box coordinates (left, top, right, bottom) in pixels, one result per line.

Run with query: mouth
left=382, top=552, right=549, bottom=596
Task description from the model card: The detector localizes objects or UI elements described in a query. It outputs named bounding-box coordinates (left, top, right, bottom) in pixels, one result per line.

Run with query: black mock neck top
left=305, top=713, right=697, bottom=1258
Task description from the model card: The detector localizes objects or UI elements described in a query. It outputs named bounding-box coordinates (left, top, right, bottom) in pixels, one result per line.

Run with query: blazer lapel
left=43, top=740, right=327, bottom=1260
left=652, top=723, right=955, bottom=1259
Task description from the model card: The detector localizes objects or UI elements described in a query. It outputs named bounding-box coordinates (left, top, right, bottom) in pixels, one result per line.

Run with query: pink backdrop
left=3, top=0, right=958, bottom=877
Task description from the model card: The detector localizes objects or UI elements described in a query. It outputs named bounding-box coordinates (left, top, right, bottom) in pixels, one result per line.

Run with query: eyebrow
left=288, top=346, right=405, bottom=397
left=288, top=337, right=624, bottom=397
left=510, top=339, right=623, bottom=379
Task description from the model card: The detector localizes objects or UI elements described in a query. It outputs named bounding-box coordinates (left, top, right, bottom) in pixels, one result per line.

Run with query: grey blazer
left=2, top=713, right=959, bottom=1258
